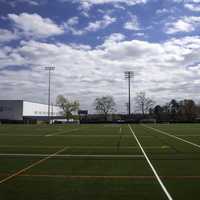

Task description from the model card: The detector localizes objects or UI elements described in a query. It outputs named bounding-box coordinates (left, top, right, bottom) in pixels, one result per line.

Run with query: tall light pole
left=124, top=71, right=134, bottom=117
left=45, top=66, right=55, bottom=124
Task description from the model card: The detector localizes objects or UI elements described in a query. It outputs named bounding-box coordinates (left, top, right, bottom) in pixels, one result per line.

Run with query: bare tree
left=135, top=92, right=155, bottom=117
left=94, top=96, right=116, bottom=120
left=179, top=99, right=197, bottom=121
left=56, top=95, right=80, bottom=120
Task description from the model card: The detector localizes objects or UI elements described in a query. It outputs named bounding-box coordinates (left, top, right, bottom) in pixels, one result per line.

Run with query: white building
left=0, top=100, right=63, bottom=122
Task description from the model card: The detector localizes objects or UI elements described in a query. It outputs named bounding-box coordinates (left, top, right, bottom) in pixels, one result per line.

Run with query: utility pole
left=45, top=66, right=55, bottom=124
left=124, top=71, right=134, bottom=117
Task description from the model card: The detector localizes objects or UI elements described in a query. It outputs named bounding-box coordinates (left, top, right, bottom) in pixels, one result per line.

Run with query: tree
left=169, top=99, right=179, bottom=121
left=197, top=102, right=200, bottom=116
left=56, top=95, right=80, bottom=120
left=153, top=105, right=163, bottom=121
left=135, top=92, right=155, bottom=117
left=94, top=96, right=116, bottom=120
left=179, top=99, right=196, bottom=121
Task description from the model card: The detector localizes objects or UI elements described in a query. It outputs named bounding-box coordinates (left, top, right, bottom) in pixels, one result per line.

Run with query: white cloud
left=79, top=0, right=147, bottom=4
left=64, top=16, right=84, bottom=35
left=64, top=15, right=116, bottom=35
left=18, top=0, right=39, bottom=5
left=134, top=32, right=145, bottom=37
left=172, top=0, right=200, bottom=11
left=186, top=0, right=200, bottom=3
left=59, top=0, right=148, bottom=16
left=156, top=8, right=176, bottom=15
left=99, top=33, right=125, bottom=48
left=0, top=29, right=19, bottom=43
left=61, top=0, right=147, bottom=6
left=105, top=33, right=125, bottom=42
left=78, top=1, right=92, bottom=17
left=76, top=0, right=148, bottom=12
left=165, top=16, right=200, bottom=34
left=8, top=13, right=64, bottom=39
left=156, top=8, right=169, bottom=15
left=124, top=15, right=140, bottom=31
left=1, top=0, right=40, bottom=7
left=85, top=15, right=116, bottom=32
left=66, top=17, right=79, bottom=26
left=184, top=3, right=200, bottom=12
left=1, top=36, right=200, bottom=112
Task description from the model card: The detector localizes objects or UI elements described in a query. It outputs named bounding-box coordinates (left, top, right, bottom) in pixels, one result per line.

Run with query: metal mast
left=45, top=66, right=55, bottom=123
left=124, top=71, right=134, bottom=117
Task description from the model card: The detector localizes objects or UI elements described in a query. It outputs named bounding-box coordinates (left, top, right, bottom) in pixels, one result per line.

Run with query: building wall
left=0, top=100, right=23, bottom=120
left=23, top=101, right=62, bottom=117
left=0, top=100, right=62, bottom=121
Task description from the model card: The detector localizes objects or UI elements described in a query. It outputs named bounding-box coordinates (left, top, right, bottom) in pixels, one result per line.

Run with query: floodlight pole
left=45, top=66, right=55, bottom=124
left=125, top=71, right=134, bottom=117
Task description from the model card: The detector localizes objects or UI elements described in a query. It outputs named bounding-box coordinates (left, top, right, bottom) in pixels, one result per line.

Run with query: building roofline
left=0, top=100, right=59, bottom=107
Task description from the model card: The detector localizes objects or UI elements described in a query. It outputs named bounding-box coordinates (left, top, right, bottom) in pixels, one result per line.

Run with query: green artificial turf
left=0, top=123, right=200, bottom=200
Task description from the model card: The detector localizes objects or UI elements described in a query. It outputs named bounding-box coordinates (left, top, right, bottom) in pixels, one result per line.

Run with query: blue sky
left=1, top=0, right=200, bottom=45
left=0, top=0, right=200, bottom=113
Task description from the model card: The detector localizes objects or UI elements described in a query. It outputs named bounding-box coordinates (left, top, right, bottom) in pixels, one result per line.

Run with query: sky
left=0, top=0, right=200, bottom=113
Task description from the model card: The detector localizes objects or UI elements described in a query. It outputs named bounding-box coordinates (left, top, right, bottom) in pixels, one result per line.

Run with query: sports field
left=0, top=123, right=200, bottom=200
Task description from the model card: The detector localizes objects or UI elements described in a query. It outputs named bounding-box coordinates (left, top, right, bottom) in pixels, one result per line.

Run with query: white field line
left=0, top=145, right=171, bottom=149
left=2, top=174, right=200, bottom=180
left=0, top=134, right=133, bottom=137
left=120, top=127, right=122, bottom=133
left=0, top=153, right=144, bottom=158
left=174, top=135, right=200, bottom=137
left=49, top=135, right=131, bottom=137
left=0, top=145, right=64, bottom=149
left=0, top=146, right=68, bottom=184
left=103, top=125, right=121, bottom=127
left=128, top=124, right=173, bottom=200
left=0, top=134, right=45, bottom=137
left=142, top=124, right=200, bottom=149
left=46, top=127, right=85, bottom=137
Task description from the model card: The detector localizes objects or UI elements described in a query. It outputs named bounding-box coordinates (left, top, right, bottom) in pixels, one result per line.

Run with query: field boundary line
left=128, top=124, right=173, bottom=200
left=0, top=147, right=68, bottom=184
left=0, top=173, right=200, bottom=180
left=0, top=153, right=144, bottom=158
left=48, top=134, right=131, bottom=137
left=0, top=145, right=171, bottom=149
left=142, top=124, right=200, bottom=149
left=1, top=174, right=200, bottom=180
left=0, top=134, right=45, bottom=137
left=0, top=134, right=132, bottom=137
left=174, top=135, right=200, bottom=137
left=0, top=145, right=64, bottom=149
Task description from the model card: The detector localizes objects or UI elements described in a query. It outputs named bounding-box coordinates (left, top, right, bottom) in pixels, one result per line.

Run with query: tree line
left=56, top=94, right=115, bottom=121
left=133, top=92, right=200, bottom=122
left=56, top=93, right=200, bottom=122
left=152, top=99, right=200, bottom=122
left=131, top=92, right=200, bottom=122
